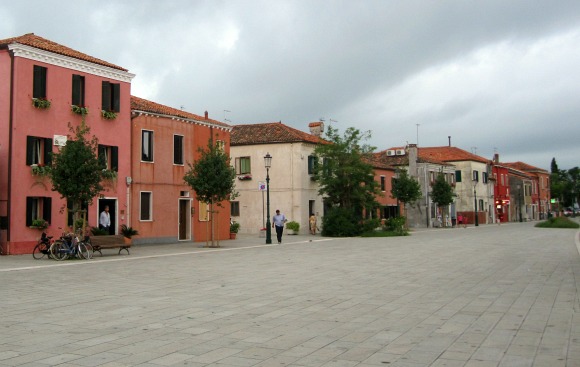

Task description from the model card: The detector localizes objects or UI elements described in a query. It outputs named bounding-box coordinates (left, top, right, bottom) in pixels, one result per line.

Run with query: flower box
left=101, top=110, right=117, bottom=120
left=71, top=105, right=89, bottom=115
left=32, top=98, right=51, bottom=109
left=238, top=174, right=252, bottom=181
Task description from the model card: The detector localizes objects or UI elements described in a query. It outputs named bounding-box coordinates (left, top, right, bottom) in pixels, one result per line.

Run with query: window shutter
left=98, top=145, right=105, bottom=166
left=111, top=146, right=118, bottom=171
left=33, top=66, right=47, bottom=99
left=112, top=83, right=120, bottom=112
left=26, top=136, right=35, bottom=165
left=72, top=75, right=81, bottom=105
left=43, top=197, right=52, bottom=224
left=26, top=197, right=33, bottom=227
left=102, top=81, right=111, bottom=111
left=455, top=170, right=462, bottom=183
left=44, top=138, right=53, bottom=165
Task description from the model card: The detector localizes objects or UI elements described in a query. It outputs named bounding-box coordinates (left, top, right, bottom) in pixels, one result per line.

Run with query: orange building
left=130, top=97, right=232, bottom=244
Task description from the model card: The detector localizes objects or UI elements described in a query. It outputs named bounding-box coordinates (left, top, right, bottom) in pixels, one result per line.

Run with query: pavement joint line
left=0, top=238, right=336, bottom=273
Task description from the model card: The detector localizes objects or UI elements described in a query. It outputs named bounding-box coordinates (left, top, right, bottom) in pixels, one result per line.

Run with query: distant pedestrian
left=99, top=205, right=111, bottom=234
left=272, top=209, right=287, bottom=244
left=309, top=213, right=317, bottom=235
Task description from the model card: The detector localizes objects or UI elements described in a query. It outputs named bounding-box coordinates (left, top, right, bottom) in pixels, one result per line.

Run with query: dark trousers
left=275, top=225, right=284, bottom=243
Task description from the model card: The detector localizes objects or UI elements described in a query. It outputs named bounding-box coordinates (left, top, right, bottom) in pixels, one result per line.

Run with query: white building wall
left=230, top=142, right=322, bottom=235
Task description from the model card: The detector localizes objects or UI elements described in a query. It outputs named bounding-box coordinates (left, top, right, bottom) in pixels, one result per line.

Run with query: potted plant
left=120, top=224, right=139, bottom=244
left=71, top=104, right=89, bottom=115
left=30, top=218, right=48, bottom=229
left=101, top=110, right=117, bottom=120
left=32, top=97, right=51, bottom=109
left=230, top=221, right=240, bottom=239
left=286, top=221, right=300, bottom=235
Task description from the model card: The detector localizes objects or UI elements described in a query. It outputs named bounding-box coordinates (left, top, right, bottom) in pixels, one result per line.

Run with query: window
left=26, top=136, right=52, bottom=166
left=473, top=170, right=479, bottom=182
left=449, top=173, right=455, bottom=184
left=429, top=171, right=435, bottom=183
left=72, top=74, right=85, bottom=106
left=230, top=201, right=240, bottom=217
left=380, top=176, right=386, bottom=191
left=455, top=170, right=462, bottom=183
left=33, top=65, right=47, bottom=99
left=199, top=202, right=209, bottom=221
left=98, top=145, right=118, bottom=171
left=102, top=81, right=120, bottom=112
left=140, top=192, right=152, bottom=221
left=174, top=135, right=184, bottom=165
left=216, top=140, right=225, bottom=151
left=235, top=157, right=251, bottom=174
left=479, top=199, right=484, bottom=211
left=141, top=130, right=154, bottom=162
left=26, top=197, right=51, bottom=227
left=308, top=155, right=318, bottom=175
left=482, top=172, right=488, bottom=184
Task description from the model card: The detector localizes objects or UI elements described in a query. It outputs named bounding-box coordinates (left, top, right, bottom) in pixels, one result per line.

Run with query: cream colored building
left=230, top=122, right=325, bottom=235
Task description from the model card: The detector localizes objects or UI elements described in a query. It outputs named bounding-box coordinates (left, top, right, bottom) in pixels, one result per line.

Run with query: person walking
left=309, top=213, right=317, bottom=235
left=99, top=205, right=111, bottom=234
left=272, top=209, right=287, bottom=244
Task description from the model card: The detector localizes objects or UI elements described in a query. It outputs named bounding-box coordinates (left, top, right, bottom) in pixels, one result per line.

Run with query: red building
left=502, top=161, right=550, bottom=220
left=491, top=154, right=510, bottom=223
left=0, top=34, right=134, bottom=254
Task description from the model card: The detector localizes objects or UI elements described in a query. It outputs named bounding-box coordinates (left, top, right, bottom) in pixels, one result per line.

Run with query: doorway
left=178, top=199, right=191, bottom=241
left=98, top=198, right=117, bottom=235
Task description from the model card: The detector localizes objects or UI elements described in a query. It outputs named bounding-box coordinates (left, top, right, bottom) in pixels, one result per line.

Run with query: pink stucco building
left=0, top=33, right=134, bottom=254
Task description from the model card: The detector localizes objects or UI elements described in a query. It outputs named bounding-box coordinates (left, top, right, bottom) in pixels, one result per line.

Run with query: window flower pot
left=32, top=98, right=51, bottom=109
left=101, top=110, right=117, bottom=120
left=71, top=105, right=89, bottom=115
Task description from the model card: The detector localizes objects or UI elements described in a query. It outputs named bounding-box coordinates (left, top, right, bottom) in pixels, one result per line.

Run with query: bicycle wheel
left=77, top=242, right=92, bottom=260
left=50, top=241, right=68, bottom=261
left=32, top=243, right=47, bottom=260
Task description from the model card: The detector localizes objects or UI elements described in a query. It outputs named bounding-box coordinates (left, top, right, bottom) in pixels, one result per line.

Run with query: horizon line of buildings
left=0, top=33, right=551, bottom=255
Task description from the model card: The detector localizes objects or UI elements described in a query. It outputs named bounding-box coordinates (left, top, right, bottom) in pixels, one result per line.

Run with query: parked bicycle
left=50, top=229, right=93, bottom=261
left=32, top=232, right=54, bottom=260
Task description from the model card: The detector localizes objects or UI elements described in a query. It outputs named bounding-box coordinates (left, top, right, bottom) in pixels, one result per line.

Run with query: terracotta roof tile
left=419, top=146, right=489, bottom=164
left=502, top=161, right=548, bottom=173
left=231, top=122, right=327, bottom=145
left=131, top=96, right=230, bottom=128
left=0, top=33, right=127, bottom=71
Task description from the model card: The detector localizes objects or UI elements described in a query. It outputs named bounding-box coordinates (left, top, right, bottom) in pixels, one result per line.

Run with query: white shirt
left=100, top=210, right=110, bottom=227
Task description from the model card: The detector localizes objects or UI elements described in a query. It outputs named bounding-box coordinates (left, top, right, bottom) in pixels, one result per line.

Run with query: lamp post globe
left=264, top=153, right=272, bottom=244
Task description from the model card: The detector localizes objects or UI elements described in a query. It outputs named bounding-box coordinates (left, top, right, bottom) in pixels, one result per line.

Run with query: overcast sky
left=2, top=1, right=580, bottom=170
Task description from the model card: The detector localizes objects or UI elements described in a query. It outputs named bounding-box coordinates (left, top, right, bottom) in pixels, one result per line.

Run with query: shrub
left=321, top=207, right=362, bottom=237
left=385, top=216, right=408, bottom=235
left=90, top=226, right=109, bottom=236
left=361, top=218, right=381, bottom=233
left=535, top=217, right=579, bottom=229
left=121, top=224, right=139, bottom=238
left=230, top=221, right=240, bottom=233
left=286, top=221, right=300, bottom=231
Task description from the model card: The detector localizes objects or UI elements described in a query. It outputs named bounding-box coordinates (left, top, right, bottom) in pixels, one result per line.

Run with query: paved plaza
left=1, top=222, right=580, bottom=367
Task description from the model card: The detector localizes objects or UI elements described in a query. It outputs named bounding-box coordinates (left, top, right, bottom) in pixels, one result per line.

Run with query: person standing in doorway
left=99, top=205, right=111, bottom=234
left=309, top=213, right=317, bottom=235
left=272, top=209, right=287, bottom=244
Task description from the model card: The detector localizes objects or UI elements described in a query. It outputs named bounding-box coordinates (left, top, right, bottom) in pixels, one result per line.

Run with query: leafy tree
left=50, top=120, right=104, bottom=232
left=184, top=138, right=236, bottom=247
left=391, top=168, right=422, bottom=225
left=430, top=172, right=455, bottom=227
left=313, top=126, right=380, bottom=222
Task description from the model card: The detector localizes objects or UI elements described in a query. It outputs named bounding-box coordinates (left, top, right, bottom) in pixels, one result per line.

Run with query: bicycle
left=32, top=232, right=54, bottom=260
left=50, top=229, right=93, bottom=261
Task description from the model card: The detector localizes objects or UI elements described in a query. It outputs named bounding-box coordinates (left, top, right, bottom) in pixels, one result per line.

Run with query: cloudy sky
left=2, top=1, right=579, bottom=170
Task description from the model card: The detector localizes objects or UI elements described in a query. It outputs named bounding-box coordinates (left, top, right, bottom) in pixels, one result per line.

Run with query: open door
left=178, top=199, right=191, bottom=240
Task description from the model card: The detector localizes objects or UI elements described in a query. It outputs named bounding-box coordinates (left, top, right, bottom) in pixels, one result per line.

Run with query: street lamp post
left=474, top=185, right=479, bottom=226
left=264, top=153, right=272, bottom=244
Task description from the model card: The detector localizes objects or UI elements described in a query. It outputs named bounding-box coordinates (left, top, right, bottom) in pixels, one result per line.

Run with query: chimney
left=308, top=121, right=325, bottom=137
left=408, top=144, right=418, bottom=177
left=448, top=136, right=451, bottom=147
left=493, top=153, right=499, bottom=164
left=204, top=111, right=208, bottom=120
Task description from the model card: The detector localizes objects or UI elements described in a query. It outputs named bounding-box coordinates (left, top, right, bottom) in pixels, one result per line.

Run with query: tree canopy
left=391, top=168, right=422, bottom=208
left=430, top=172, right=455, bottom=226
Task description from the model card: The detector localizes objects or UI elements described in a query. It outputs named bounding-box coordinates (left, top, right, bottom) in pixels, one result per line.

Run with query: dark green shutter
left=43, top=198, right=52, bottom=224
left=455, top=170, right=462, bottom=183
left=26, top=197, right=33, bottom=227
left=26, top=136, right=35, bottom=165
left=72, top=75, right=81, bottom=105
left=33, top=65, right=46, bottom=99
left=102, top=81, right=111, bottom=111
left=44, top=138, right=52, bottom=165
left=111, top=146, right=118, bottom=171
left=112, top=83, right=120, bottom=112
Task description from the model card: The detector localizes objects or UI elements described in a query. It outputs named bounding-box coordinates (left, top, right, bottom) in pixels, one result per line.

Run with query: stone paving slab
left=1, top=222, right=580, bottom=366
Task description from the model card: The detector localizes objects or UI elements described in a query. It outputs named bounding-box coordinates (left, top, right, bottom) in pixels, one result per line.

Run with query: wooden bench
left=89, top=235, right=131, bottom=256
